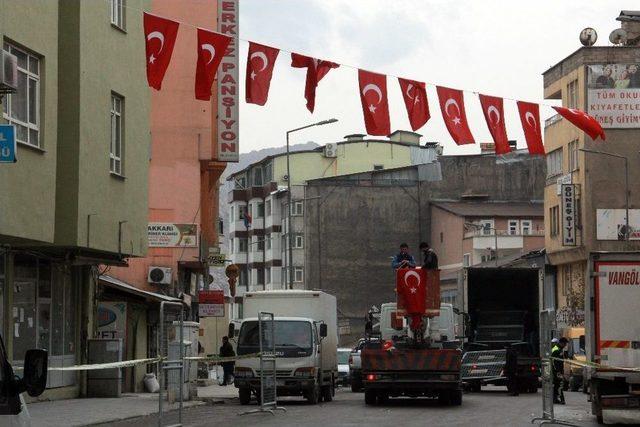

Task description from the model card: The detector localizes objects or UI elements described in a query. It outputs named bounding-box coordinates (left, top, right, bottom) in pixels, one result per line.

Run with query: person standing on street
left=419, top=242, right=439, bottom=270
left=551, top=337, right=568, bottom=404
left=505, top=344, right=519, bottom=396
left=392, top=243, right=417, bottom=270
left=219, top=336, right=236, bottom=386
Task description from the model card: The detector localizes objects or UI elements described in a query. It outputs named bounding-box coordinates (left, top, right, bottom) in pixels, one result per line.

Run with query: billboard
left=216, top=0, right=239, bottom=162
left=596, top=209, right=640, bottom=240
left=587, top=64, right=640, bottom=128
left=148, top=223, right=198, bottom=247
left=198, top=290, right=225, bottom=317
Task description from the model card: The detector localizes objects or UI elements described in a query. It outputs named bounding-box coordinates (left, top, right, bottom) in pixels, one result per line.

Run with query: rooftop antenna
left=579, top=27, right=598, bottom=46
left=609, top=28, right=628, bottom=45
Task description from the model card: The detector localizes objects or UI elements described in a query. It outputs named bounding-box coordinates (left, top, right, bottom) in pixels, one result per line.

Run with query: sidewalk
left=29, top=393, right=204, bottom=427
left=197, top=383, right=238, bottom=401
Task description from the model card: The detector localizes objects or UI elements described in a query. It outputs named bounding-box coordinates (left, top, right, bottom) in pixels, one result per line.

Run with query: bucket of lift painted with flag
left=361, top=267, right=463, bottom=406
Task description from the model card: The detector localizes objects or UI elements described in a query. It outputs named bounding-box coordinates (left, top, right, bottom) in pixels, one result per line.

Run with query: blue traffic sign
left=0, top=124, right=17, bottom=163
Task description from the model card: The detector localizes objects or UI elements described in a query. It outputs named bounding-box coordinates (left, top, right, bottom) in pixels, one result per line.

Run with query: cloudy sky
left=237, top=1, right=635, bottom=155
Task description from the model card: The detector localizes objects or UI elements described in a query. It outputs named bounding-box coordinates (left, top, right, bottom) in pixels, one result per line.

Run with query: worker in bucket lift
left=391, top=243, right=416, bottom=270
left=419, top=242, right=438, bottom=270
left=551, top=337, right=568, bottom=404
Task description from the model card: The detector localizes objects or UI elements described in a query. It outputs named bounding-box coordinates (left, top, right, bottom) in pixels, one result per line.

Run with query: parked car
left=349, top=339, right=366, bottom=392
left=0, top=332, right=48, bottom=426
left=337, top=348, right=352, bottom=386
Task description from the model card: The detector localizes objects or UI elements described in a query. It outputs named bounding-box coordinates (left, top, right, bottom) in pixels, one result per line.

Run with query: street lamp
left=580, top=148, right=630, bottom=240
left=285, top=119, right=338, bottom=289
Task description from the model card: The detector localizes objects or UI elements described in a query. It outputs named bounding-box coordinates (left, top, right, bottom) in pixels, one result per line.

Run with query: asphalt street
left=102, top=387, right=601, bottom=427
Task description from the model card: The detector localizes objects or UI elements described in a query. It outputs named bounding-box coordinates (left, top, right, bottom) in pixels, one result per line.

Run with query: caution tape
left=550, top=357, right=640, bottom=373
left=185, top=352, right=261, bottom=363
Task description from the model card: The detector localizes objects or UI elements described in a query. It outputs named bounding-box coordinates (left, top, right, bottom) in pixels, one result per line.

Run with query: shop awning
left=99, top=275, right=183, bottom=303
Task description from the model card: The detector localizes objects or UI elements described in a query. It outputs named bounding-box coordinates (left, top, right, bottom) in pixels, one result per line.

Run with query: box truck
left=232, top=290, right=337, bottom=404
left=586, top=253, right=640, bottom=424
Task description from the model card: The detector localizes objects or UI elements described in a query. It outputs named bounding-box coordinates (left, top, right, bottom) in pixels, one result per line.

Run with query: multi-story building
left=0, top=0, right=150, bottom=399
left=226, top=131, right=440, bottom=303
left=542, top=11, right=640, bottom=329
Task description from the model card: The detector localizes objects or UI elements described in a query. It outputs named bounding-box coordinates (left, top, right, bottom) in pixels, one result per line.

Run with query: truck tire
left=449, top=390, right=463, bottom=406
left=364, top=390, right=378, bottom=405
left=321, top=384, right=333, bottom=402
left=306, top=383, right=320, bottom=404
left=238, top=388, right=251, bottom=405
left=351, top=378, right=363, bottom=393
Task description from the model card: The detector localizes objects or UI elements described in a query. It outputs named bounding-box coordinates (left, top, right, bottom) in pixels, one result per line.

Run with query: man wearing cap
left=551, top=337, right=568, bottom=404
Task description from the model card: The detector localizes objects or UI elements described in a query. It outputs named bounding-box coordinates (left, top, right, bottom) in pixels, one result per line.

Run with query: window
left=294, top=267, right=304, bottom=283
left=252, top=167, right=263, bottom=186
left=266, top=268, right=271, bottom=284
left=550, top=206, right=560, bottom=237
left=292, top=201, right=304, bottom=216
left=568, top=140, right=579, bottom=172
left=567, top=79, right=578, bottom=109
left=373, top=164, right=384, bottom=171
left=256, top=237, right=264, bottom=251
left=521, top=220, right=532, bottom=235
left=294, top=234, right=304, bottom=249
left=257, top=268, right=265, bottom=285
left=110, top=0, right=125, bottom=30
left=266, top=200, right=272, bottom=217
left=508, top=220, right=519, bottom=235
left=546, top=148, right=563, bottom=178
left=230, top=238, right=234, bottom=254
left=264, top=162, right=273, bottom=183
left=239, top=238, right=248, bottom=253
left=266, top=234, right=272, bottom=250
left=2, top=43, right=40, bottom=148
left=235, top=176, right=246, bottom=189
left=463, top=254, right=470, bottom=267
left=257, top=202, right=265, bottom=218
left=230, top=206, right=234, bottom=222
left=479, top=219, right=494, bottom=235
left=110, top=94, right=124, bottom=175
left=238, top=205, right=247, bottom=221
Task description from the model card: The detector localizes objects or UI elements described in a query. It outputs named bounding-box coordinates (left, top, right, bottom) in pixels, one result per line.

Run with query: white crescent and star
left=487, top=105, right=501, bottom=125
left=147, top=31, right=165, bottom=64
left=405, top=83, right=420, bottom=105
left=250, top=51, right=269, bottom=80
left=403, top=270, right=421, bottom=288
left=201, top=43, right=216, bottom=65
left=362, top=83, right=383, bottom=113
left=444, top=98, right=462, bottom=125
left=525, top=111, right=537, bottom=131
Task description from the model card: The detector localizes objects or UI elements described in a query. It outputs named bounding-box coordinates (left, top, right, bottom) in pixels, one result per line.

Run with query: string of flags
left=142, top=12, right=606, bottom=156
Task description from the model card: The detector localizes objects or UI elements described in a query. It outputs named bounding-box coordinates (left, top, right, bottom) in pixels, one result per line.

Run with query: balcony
left=463, top=229, right=544, bottom=251
left=544, top=113, right=562, bottom=129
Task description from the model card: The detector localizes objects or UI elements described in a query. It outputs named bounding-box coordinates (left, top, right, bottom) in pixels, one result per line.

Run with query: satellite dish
left=609, top=28, right=628, bottom=45
left=579, top=27, right=598, bottom=46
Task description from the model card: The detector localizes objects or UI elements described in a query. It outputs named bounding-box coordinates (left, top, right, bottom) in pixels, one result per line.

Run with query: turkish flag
left=398, top=78, right=430, bottom=131
left=436, top=86, right=475, bottom=145
left=291, top=53, right=339, bottom=113
left=517, top=101, right=545, bottom=155
left=553, top=106, right=606, bottom=141
left=195, top=28, right=231, bottom=100
left=479, top=94, right=510, bottom=154
left=358, top=70, right=390, bottom=136
left=143, top=12, right=179, bottom=90
left=246, top=42, right=279, bottom=106
left=396, top=268, right=427, bottom=316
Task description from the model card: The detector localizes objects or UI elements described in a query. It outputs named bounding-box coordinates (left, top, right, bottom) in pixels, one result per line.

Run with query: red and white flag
left=291, top=53, right=339, bottom=113
left=143, top=13, right=179, bottom=90
left=246, top=42, right=279, bottom=106
left=553, top=106, right=606, bottom=141
left=479, top=94, right=510, bottom=154
left=517, top=101, right=545, bottom=155
left=195, top=28, right=231, bottom=100
left=358, top=70, right=390, bottom=136
left=398, top=78, right=430, bottom=131
left=436, top=86, right=475, bottom=145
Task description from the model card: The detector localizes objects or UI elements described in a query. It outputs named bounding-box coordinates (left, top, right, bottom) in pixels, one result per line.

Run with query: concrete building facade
left=542, top=11, right=640, bottom=329
left=1, top=0, right=150, bottom=399
left=304, top=150, right=546, bottom=344
left=226, top=131, right=440, bottom=307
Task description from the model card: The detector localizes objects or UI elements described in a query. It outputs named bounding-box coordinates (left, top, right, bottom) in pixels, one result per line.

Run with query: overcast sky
left=236, top=1, right=635, bottom=155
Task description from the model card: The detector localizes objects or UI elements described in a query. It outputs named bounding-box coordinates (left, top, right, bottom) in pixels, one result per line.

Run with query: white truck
left=232, top=290, right=338, bottom=405
left=586, top=254, right=640, bottom=424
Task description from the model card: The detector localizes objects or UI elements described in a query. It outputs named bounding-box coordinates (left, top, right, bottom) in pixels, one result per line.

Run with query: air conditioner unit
left=0, top=51, right=18, bottom=94
left=324, top=143, right=337, bottom=158
left=148, top=266, right=172, bottom=285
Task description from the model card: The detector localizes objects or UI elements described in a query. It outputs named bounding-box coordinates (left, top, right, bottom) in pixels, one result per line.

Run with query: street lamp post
left=580, top=148, right=630, bottom=240
left=285, top=119, right=338, bottom=289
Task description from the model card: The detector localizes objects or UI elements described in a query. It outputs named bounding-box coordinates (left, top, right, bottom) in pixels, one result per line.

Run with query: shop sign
left=199, top=290, right=224, bottom=317
left=148, top=223, right=198, bottom=247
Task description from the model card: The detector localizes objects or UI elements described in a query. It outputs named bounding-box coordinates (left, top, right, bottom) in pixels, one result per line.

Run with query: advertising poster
left=587, top=64, right=640, bottom=128
left=148, top=223, right=198, bottom=247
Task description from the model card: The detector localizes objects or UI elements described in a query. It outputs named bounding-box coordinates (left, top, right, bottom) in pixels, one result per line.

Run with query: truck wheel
left=364, top=390, right=378, bottom=405
left=377, top=392, right=389, bottom=405
left=449, top=390, right=463, bottom=406
left=238, top=388, right=251, bottom=405
left=321, top=384, right=333, bottom=402
left=351, top=378, right=363, bottom=393
left=306, top=383, right=320, bottom=404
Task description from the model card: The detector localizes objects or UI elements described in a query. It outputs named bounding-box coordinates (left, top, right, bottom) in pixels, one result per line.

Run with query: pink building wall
left=110, top=0, right=218, bottom=292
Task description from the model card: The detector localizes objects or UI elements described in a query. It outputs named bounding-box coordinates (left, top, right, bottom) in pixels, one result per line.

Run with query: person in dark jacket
left=551, top=337, right=568, bottom=404
left=391, top=243, right=416, bottom=269
left=419, top=242, right=439, bottom=270
left=219, top=336, right=236, bottom=386
left=505, top=344, right=519, bottom=396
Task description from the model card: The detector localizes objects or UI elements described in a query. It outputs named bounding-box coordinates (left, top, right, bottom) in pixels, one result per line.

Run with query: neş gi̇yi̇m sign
left=148, top=223, right=198, bottom=247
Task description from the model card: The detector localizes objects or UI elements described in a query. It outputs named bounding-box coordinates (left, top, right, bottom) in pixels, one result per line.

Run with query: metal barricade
left=240, top=312, right=286, bottom=416
left=531, top=310, right=577, bottom=427
left=158, top=301, right=185, bottom=427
